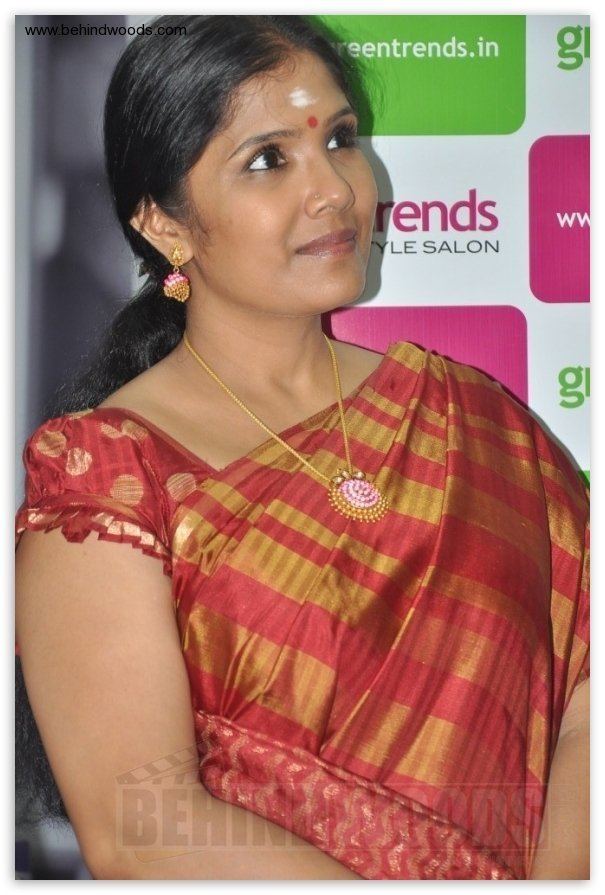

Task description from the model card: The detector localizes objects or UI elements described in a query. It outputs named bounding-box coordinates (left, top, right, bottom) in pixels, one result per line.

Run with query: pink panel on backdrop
left=326, top=305, right=528, bottom=405
left=529, top=135, right=590, bottom=303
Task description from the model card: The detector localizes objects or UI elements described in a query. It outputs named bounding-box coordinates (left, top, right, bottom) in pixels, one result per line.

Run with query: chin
left=314, top=281, right=367, bottom=314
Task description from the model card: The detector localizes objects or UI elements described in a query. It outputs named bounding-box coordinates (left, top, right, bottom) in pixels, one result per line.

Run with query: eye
left=247, top=141, right=283, bottom=173
left=327, top=121, right=360, bottom=151
left=246, top=120, right=360, bottom=174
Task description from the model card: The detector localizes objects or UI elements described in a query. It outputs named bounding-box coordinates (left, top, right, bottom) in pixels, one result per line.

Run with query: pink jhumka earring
left=162, top=242, right=191, bottom=302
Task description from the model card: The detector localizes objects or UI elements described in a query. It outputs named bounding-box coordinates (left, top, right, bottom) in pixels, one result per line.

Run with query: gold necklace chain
left=182, top=331, right=389, bottom=521
left=183, top=331, right=349, bottom=484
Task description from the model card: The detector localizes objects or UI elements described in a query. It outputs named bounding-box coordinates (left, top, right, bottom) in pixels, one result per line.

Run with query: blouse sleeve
left=531, top=416, right=589, bottom=742
left=15, top=410, right=173, bottom=579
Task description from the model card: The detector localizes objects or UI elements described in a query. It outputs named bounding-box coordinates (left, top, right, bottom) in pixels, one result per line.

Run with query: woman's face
left=184, top=50, right=378, bottom=317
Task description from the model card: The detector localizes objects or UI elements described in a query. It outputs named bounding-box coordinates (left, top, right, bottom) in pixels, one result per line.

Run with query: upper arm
left=530, top=676, right=590, bottom=879
left=559, top=676, right=589, bottom=740
left=15, top=526, right=197, bottom=877
left=530, top=415, right=590, bottom=740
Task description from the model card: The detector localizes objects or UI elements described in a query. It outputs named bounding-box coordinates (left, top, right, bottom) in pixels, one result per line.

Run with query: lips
left=296, top=227, right=357, bottom=254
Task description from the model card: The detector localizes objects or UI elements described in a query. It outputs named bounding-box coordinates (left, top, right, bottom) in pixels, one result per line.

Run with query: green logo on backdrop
left=557, top=25, right=590, bottom=71
left=311, top=15, right=526, bottom=135
left=559, top=365, right=590, bottom=409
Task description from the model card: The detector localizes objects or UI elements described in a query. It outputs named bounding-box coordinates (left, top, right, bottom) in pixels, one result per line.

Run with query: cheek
left=207, top=201, right=274, bottom=254
left=228, top=182, right=283, bottom=227
left=209, top=202, right=291, bottom=274
left=236, top=197, right=298, bottom=259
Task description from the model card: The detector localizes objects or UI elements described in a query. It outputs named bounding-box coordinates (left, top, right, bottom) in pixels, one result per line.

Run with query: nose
left=305, top=154, right=354, bottom=213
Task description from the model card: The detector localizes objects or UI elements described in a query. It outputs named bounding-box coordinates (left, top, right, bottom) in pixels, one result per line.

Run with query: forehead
left=221, top=51, right=346, bottom=142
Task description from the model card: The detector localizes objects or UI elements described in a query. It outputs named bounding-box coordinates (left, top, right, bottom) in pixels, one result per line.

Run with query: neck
left=170, top=301, right=342, bottom=407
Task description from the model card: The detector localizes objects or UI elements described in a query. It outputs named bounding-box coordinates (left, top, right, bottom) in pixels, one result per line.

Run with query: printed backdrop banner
left=313, top=14, right=590, bottom=482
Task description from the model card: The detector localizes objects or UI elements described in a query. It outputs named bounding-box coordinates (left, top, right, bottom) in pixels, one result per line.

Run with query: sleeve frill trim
left=15, top=503, right=173, bottom=578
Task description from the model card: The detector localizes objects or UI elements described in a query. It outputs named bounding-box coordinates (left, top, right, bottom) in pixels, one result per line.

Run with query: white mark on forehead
left=287, top=87, right=317, bottom=109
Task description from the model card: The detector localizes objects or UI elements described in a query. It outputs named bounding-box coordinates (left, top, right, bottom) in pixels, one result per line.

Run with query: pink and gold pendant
left=327, top=469, right=389, bottom=521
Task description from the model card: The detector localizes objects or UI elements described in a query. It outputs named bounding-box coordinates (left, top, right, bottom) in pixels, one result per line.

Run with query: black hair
left=16, top=14, right=370, bottom=833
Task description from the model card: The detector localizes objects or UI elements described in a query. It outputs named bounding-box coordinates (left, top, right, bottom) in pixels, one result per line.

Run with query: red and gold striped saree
left=15, top=339, right=589, bottom=879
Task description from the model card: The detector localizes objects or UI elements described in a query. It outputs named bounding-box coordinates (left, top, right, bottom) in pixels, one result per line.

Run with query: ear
left=129, top=199, right=194, bottom=265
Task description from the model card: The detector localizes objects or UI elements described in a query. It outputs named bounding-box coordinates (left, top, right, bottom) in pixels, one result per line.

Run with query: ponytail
left=16, top=12, right=364, bottom=834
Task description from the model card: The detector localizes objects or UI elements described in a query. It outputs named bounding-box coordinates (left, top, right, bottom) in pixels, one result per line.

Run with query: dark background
left=15, top=14, right=134, bottom=879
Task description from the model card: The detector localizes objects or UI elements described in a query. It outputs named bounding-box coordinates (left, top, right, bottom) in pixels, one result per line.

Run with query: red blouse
left=15, top=340, right=589, bottom=879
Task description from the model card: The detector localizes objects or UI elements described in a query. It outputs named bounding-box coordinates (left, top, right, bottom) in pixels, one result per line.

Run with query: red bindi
left=307, top=115, right=318, bottom=128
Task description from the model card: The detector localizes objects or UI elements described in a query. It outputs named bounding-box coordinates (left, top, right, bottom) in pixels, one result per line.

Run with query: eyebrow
left=227, top=104, right=357, bottom=161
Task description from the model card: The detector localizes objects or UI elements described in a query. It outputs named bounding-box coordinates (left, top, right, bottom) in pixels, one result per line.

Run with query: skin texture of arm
left=15, top=526, right=362, bottom=880
left=528, top=677, right=589, bottom=879
left=110, top=780, right=364, bottom=879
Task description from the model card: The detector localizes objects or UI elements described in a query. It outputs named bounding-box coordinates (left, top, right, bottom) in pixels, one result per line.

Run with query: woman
left=15, top=15, right=589, bottom=880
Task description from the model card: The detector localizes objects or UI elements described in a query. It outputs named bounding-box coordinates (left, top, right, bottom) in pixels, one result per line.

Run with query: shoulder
left=406, top=341, right=541, bottom=443
left=386, top=338, right=519, bottom=427
left=398, top=341, right=586, bottom=507
left=20, top=409, right=166, bottom=523
left=27, top=402, right=212, bottom=512
left=23, top=407, right=158, bottom=489
left=17, top=408, right=178, bottom=576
